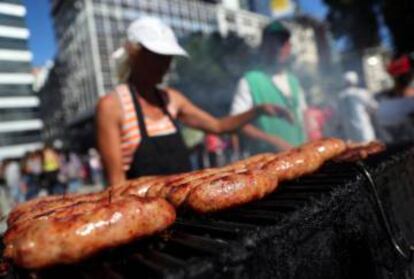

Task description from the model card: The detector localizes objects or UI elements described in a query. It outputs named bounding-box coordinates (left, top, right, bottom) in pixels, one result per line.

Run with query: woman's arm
left=96, top=95, right=125, bottom=186
left=242, top=124, right=292, bottom=151
left=171, top=89, right=292, bottom=134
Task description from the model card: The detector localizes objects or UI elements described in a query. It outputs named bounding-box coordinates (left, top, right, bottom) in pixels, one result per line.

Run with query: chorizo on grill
left=4, top=196, right=175, bottom=269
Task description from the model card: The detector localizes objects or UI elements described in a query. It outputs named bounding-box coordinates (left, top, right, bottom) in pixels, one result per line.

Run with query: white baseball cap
left=343, top=71, right=359, bottom=86
left=123, top=16, right=188, bottom=57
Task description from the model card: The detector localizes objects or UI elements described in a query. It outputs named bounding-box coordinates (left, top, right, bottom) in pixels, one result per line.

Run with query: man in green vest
left=230, top=20, right=308, bottom=155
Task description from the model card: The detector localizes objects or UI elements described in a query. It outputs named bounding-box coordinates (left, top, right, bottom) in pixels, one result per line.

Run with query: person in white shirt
left=4, top=160, right=23, bottom=205
left=231, top=21, right=308, bottom=155
left=337, top=71, right=378, bottom=142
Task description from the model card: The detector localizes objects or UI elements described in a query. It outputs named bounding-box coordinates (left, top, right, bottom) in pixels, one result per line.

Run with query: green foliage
left=323, top=0, right=381, bottom=52
left=383, top=0, right=414, bottom=55
left=324, top=0, right=414, bottom=55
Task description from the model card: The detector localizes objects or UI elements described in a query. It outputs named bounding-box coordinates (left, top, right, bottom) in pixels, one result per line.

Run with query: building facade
left=362, top=47, right=393, bottom=94
left=36, top=59, right=67, bottom=144
left=0, top=0, right=42, bottom=159
left=49, top=0, right=268, bottom=150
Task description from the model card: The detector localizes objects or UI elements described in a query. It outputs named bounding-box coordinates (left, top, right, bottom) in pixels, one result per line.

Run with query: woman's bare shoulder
left=96, top=85, right=125, bottom=120
left=97, top=93, right=117, bottom=111
left=163, top=87, right=187, bottom=103
left=163, top=86, right=182, bottom=96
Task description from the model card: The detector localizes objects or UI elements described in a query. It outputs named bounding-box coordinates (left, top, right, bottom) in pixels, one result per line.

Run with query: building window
left=0, top=130, right=41, bottom=146
left=0, top=14, right=26, bottom=28
left=0, top=37, right=28, bottom=50
left=1, top=0, right=23, bottom=5
left=0, top=84, right=32, bottom=96
left=0, top=107, right=39, bottom=122
left=0, top=61, right=31, bottom=72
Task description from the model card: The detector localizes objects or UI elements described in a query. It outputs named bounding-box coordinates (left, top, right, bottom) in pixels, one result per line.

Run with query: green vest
left=244, top=70, right=306, bottom=153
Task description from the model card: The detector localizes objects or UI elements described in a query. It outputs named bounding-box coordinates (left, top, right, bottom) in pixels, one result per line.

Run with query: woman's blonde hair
left=112, top=42, right=141, bottom=83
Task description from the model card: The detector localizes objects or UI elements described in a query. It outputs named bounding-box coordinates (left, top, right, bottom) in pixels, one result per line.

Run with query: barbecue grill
left=2, top=144, right=414, bottom=279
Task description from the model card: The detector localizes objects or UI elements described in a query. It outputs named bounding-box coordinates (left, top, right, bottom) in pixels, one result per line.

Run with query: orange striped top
left=116, top=85, right=178, bottom=171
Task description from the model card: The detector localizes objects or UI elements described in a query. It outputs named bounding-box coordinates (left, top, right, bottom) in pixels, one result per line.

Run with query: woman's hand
left=269, top=137, right=292, bottom=151
left=258, top=104, right=294, bottom=123
left=241, top=124, right=293, bottom=151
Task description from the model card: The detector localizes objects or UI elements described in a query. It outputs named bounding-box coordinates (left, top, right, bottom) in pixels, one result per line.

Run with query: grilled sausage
left=150, top=154, right=277, bottom=206
left=120, top=175, right=170, bottom=197
left=334, top=141, right=385, bottom=162
left=4, top=196, right=175, bottom=269
left=165, top=171, right=236, bottom=207
left=7, top=191, right=107, bottom=227
left=186, top=138, right=346, bottom=213
left=145, top=169, right=215, bottom=199
left=262, top=138, right=345, bottom=181
left=7, top=177, right=164, bottom=227
left=186, top=170, right=277, bottom=213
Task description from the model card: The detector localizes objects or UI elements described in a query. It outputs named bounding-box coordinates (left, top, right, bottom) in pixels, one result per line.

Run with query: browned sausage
left=4, top=196, right=175, bottom=269
left=186, top=169, right=277, bottom=213
left=334, top=141, right=385, bottom=162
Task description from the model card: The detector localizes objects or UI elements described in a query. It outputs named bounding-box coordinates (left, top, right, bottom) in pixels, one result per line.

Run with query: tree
left=323, top=0, right=381, bottom=52
left=324, top=0, right=414, bottom=56
left=382, top=0, right=414, bottom=55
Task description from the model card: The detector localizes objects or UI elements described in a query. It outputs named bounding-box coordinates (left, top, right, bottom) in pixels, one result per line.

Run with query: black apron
left=126, top=84, right=191, bottom=179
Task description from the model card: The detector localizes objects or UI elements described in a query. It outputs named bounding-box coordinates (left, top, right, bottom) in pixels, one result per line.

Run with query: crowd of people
left=0, top=147, right=104, bottom=214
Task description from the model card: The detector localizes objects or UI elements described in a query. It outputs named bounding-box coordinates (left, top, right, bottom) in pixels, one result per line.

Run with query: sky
left=24, top=0, right=56, bottom=67
left=299, top=0, right=327, bottom=19
left=23, top=0, right=327, bottom=67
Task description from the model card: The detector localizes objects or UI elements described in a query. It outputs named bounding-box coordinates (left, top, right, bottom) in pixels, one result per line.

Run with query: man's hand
left=258, top=104, right=294, bottom=123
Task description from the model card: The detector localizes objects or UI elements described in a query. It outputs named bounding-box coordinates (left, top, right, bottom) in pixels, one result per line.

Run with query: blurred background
left=0, top=0, right=414, bottom=211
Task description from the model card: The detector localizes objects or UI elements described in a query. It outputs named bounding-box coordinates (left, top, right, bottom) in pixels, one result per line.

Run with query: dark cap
left=261, top=20, right=291, bottom=52
left=264, top=21, right=289, bottom=34
left=263, top=21, right=291, bottom=38
left=262, top=20, right=291, bottom=49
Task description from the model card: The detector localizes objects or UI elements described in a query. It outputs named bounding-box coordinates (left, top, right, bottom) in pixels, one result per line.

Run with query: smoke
left=172, top=32, right=255, bottom=116
left=171, top=26, right=346, bottom=138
